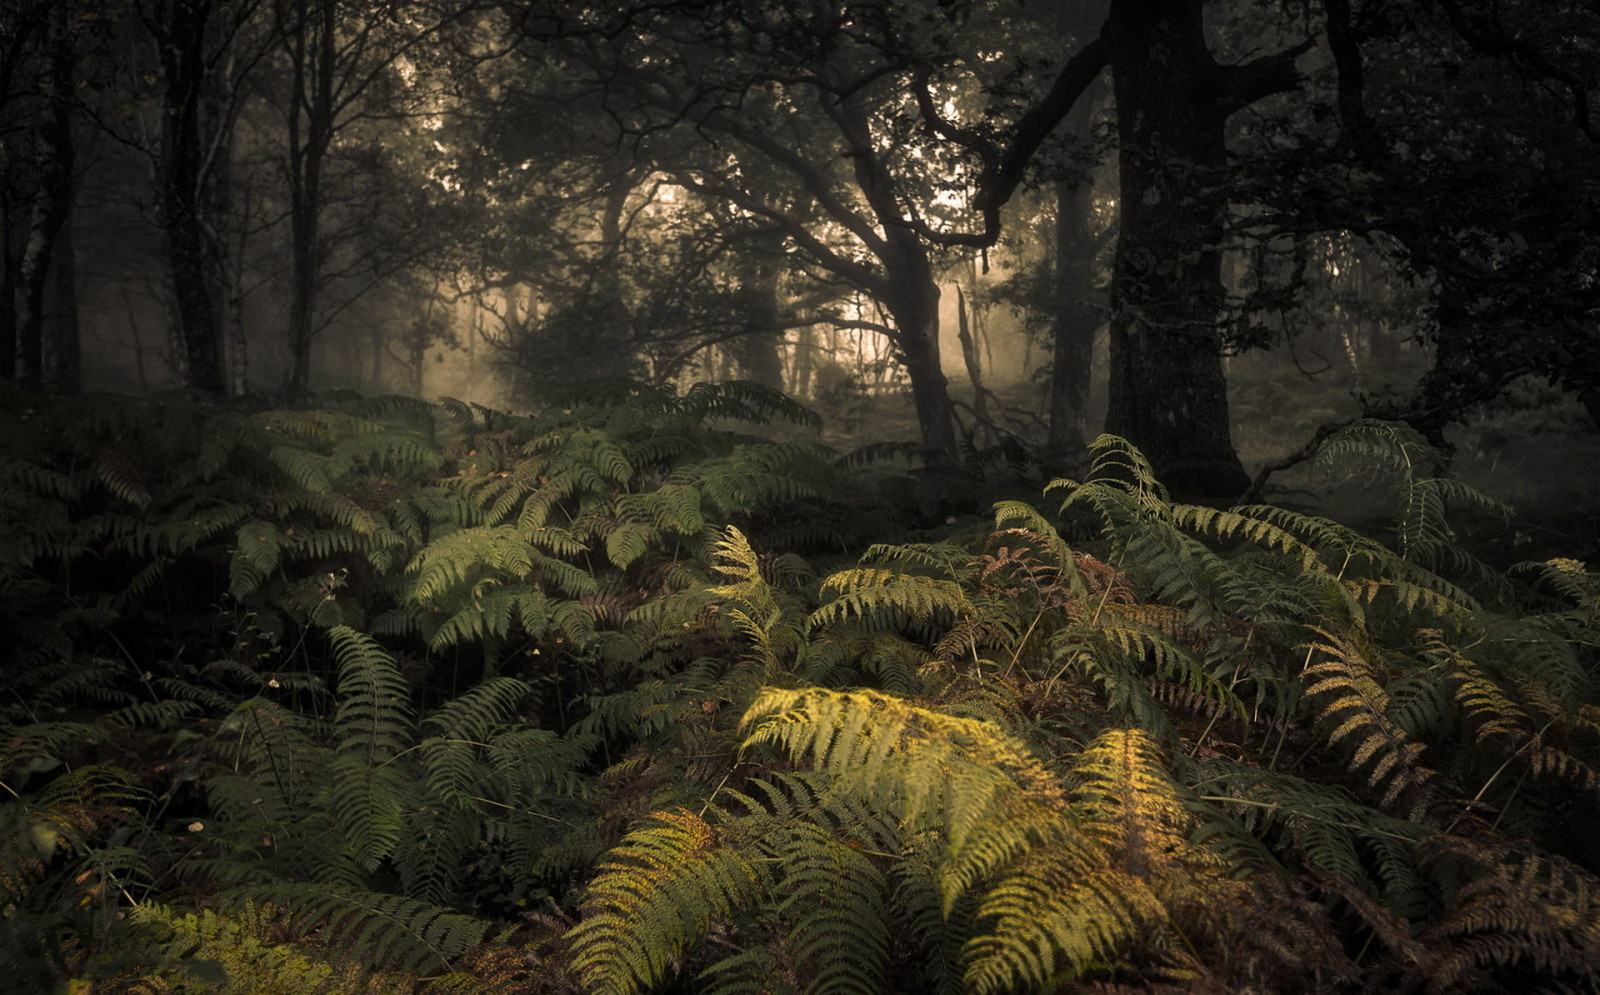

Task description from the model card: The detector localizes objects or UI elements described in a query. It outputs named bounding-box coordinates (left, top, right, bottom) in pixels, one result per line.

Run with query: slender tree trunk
left=954, top=283, right=988, bottom=423
left=120, top=286, right=151, bottom=391
left=155, top=0, right=225, bottom=393
left=1, top=193, right=18, bottom=381
left=1104, top=0, right=1251, bottom=498
left=283, top=0, right=334, bottom=393
left=590, top=175, right=634, bottom=380
left=15, top=0, right=72, bottom=389
left=46, top=212, right=77, bottom=390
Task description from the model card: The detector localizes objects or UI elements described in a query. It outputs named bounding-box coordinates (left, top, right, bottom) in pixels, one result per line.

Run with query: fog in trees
left=3, top=0, right=1597, bottom=515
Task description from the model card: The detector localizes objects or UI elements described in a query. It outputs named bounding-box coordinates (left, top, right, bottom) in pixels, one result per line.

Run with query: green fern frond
left=269, top=444, right=338, bottom=493
left=227, top=884, right=491, bottom=977
left=811, top=569, right=970, bottom=630
left=1301, top=627, right=1435, bottom=816
left=231, top=520, right=284, bottom=597
left=568, top=809, right=763, bottom=995
left=328, top=627, right=417, bottom=869
left=963, top=860, right=1156, bottom=992
left=769, top=821, right=891, bottom=995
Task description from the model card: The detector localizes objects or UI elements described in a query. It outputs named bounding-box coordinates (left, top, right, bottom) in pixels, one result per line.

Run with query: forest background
left=3, top=0, right=1600, bottom=991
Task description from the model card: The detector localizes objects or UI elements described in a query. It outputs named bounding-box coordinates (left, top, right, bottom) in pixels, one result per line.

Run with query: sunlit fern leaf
left=124, top=902, right=380, bottom=994
left=810, top=569, right=970, bottom=630
left=962, top=859, right=1157, bottom=993
left=1070, top=728, right=1194, bottom=874
left=1171, top=504, right=1322, bottom=571
left=739, top=687, right=1080, bottom=918
left=1301, top=626, right=1435, bottom=817
left=568, top=809, right=764, bottom=995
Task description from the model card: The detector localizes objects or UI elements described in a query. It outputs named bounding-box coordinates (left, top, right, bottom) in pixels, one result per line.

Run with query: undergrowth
left=1, top=382, right=1596, bottom=992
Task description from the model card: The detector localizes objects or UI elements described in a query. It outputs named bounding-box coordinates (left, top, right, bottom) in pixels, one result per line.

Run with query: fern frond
left=568, top=809, right=763, bottom=995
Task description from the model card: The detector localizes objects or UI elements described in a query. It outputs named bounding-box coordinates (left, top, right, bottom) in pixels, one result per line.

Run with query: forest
left=2, top=0, right=1598, bottom=991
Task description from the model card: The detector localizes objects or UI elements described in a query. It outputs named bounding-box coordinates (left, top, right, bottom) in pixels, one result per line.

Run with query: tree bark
left=884, top=264, right=957, bottom=460
left=282, top=0, right=334, bottom=393
left=14, top=0, right=73, bottom=389
left=45, top=210, right=77, bottom=390
left=1103, top=0, right=1290, bottom=499
left=153, top=0, right=227, bottom=393
left=730, top=235, right=786, bottom=389
left=954, top=283, right=988, bottom=424
left=1048, top=171, right=1102, bottom=455
left=1, top=188, right=18, bottom=382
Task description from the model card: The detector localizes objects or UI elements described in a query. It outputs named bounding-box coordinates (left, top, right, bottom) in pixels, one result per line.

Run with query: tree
left=1229, top=0, right=1600, bottom=460
left=142, top=0, right=266, bottom=394
left=260, top=0, right=464, bottom=392
left=1099, top=0, right=1309, bottom=497
left=7, top=0, right=78, bottom=389
left=508, top=0, right=1110, bottom=459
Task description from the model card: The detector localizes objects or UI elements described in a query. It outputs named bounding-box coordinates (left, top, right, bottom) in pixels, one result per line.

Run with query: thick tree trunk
left=1104, top=0, right=1250, bottom=499
left=886, top=270, right=957, bottom=461
left=1581, top=388, right=1600, bottom=433
left=1048, top=173, right=1101, bottom=455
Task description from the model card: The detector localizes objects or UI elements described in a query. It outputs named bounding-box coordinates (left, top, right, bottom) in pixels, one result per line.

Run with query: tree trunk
left=155, top=0, right=226, bottom=393
left=590, top=175, right=634, bottom=380
left=283, top=0, right=335, bottom=394
left=46, top=211, right=77, bottom=390
left=1048, top=172, right=1101, bottom=455
left=886, top=268, right=957, bottom=460
left=1104, top=0, right=1250, bottom=499
left=954, top=283, right=988, bottom=423
left=14, top=0, right=72, bottom=389
left=1, top=190, right=18, bottom=382
left=730, top=236, right=786, bottom=389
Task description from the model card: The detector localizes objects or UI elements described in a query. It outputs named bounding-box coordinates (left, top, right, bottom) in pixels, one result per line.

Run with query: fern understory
left=1, top=382, right=1596, bottom=993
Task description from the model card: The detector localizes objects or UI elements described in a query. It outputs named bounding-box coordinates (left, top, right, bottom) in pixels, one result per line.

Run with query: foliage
left=2, top=385, right=1597, bottom=991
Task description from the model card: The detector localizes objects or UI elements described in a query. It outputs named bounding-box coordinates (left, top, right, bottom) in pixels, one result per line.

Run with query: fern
left=569, top=809, right=763, bottom=994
